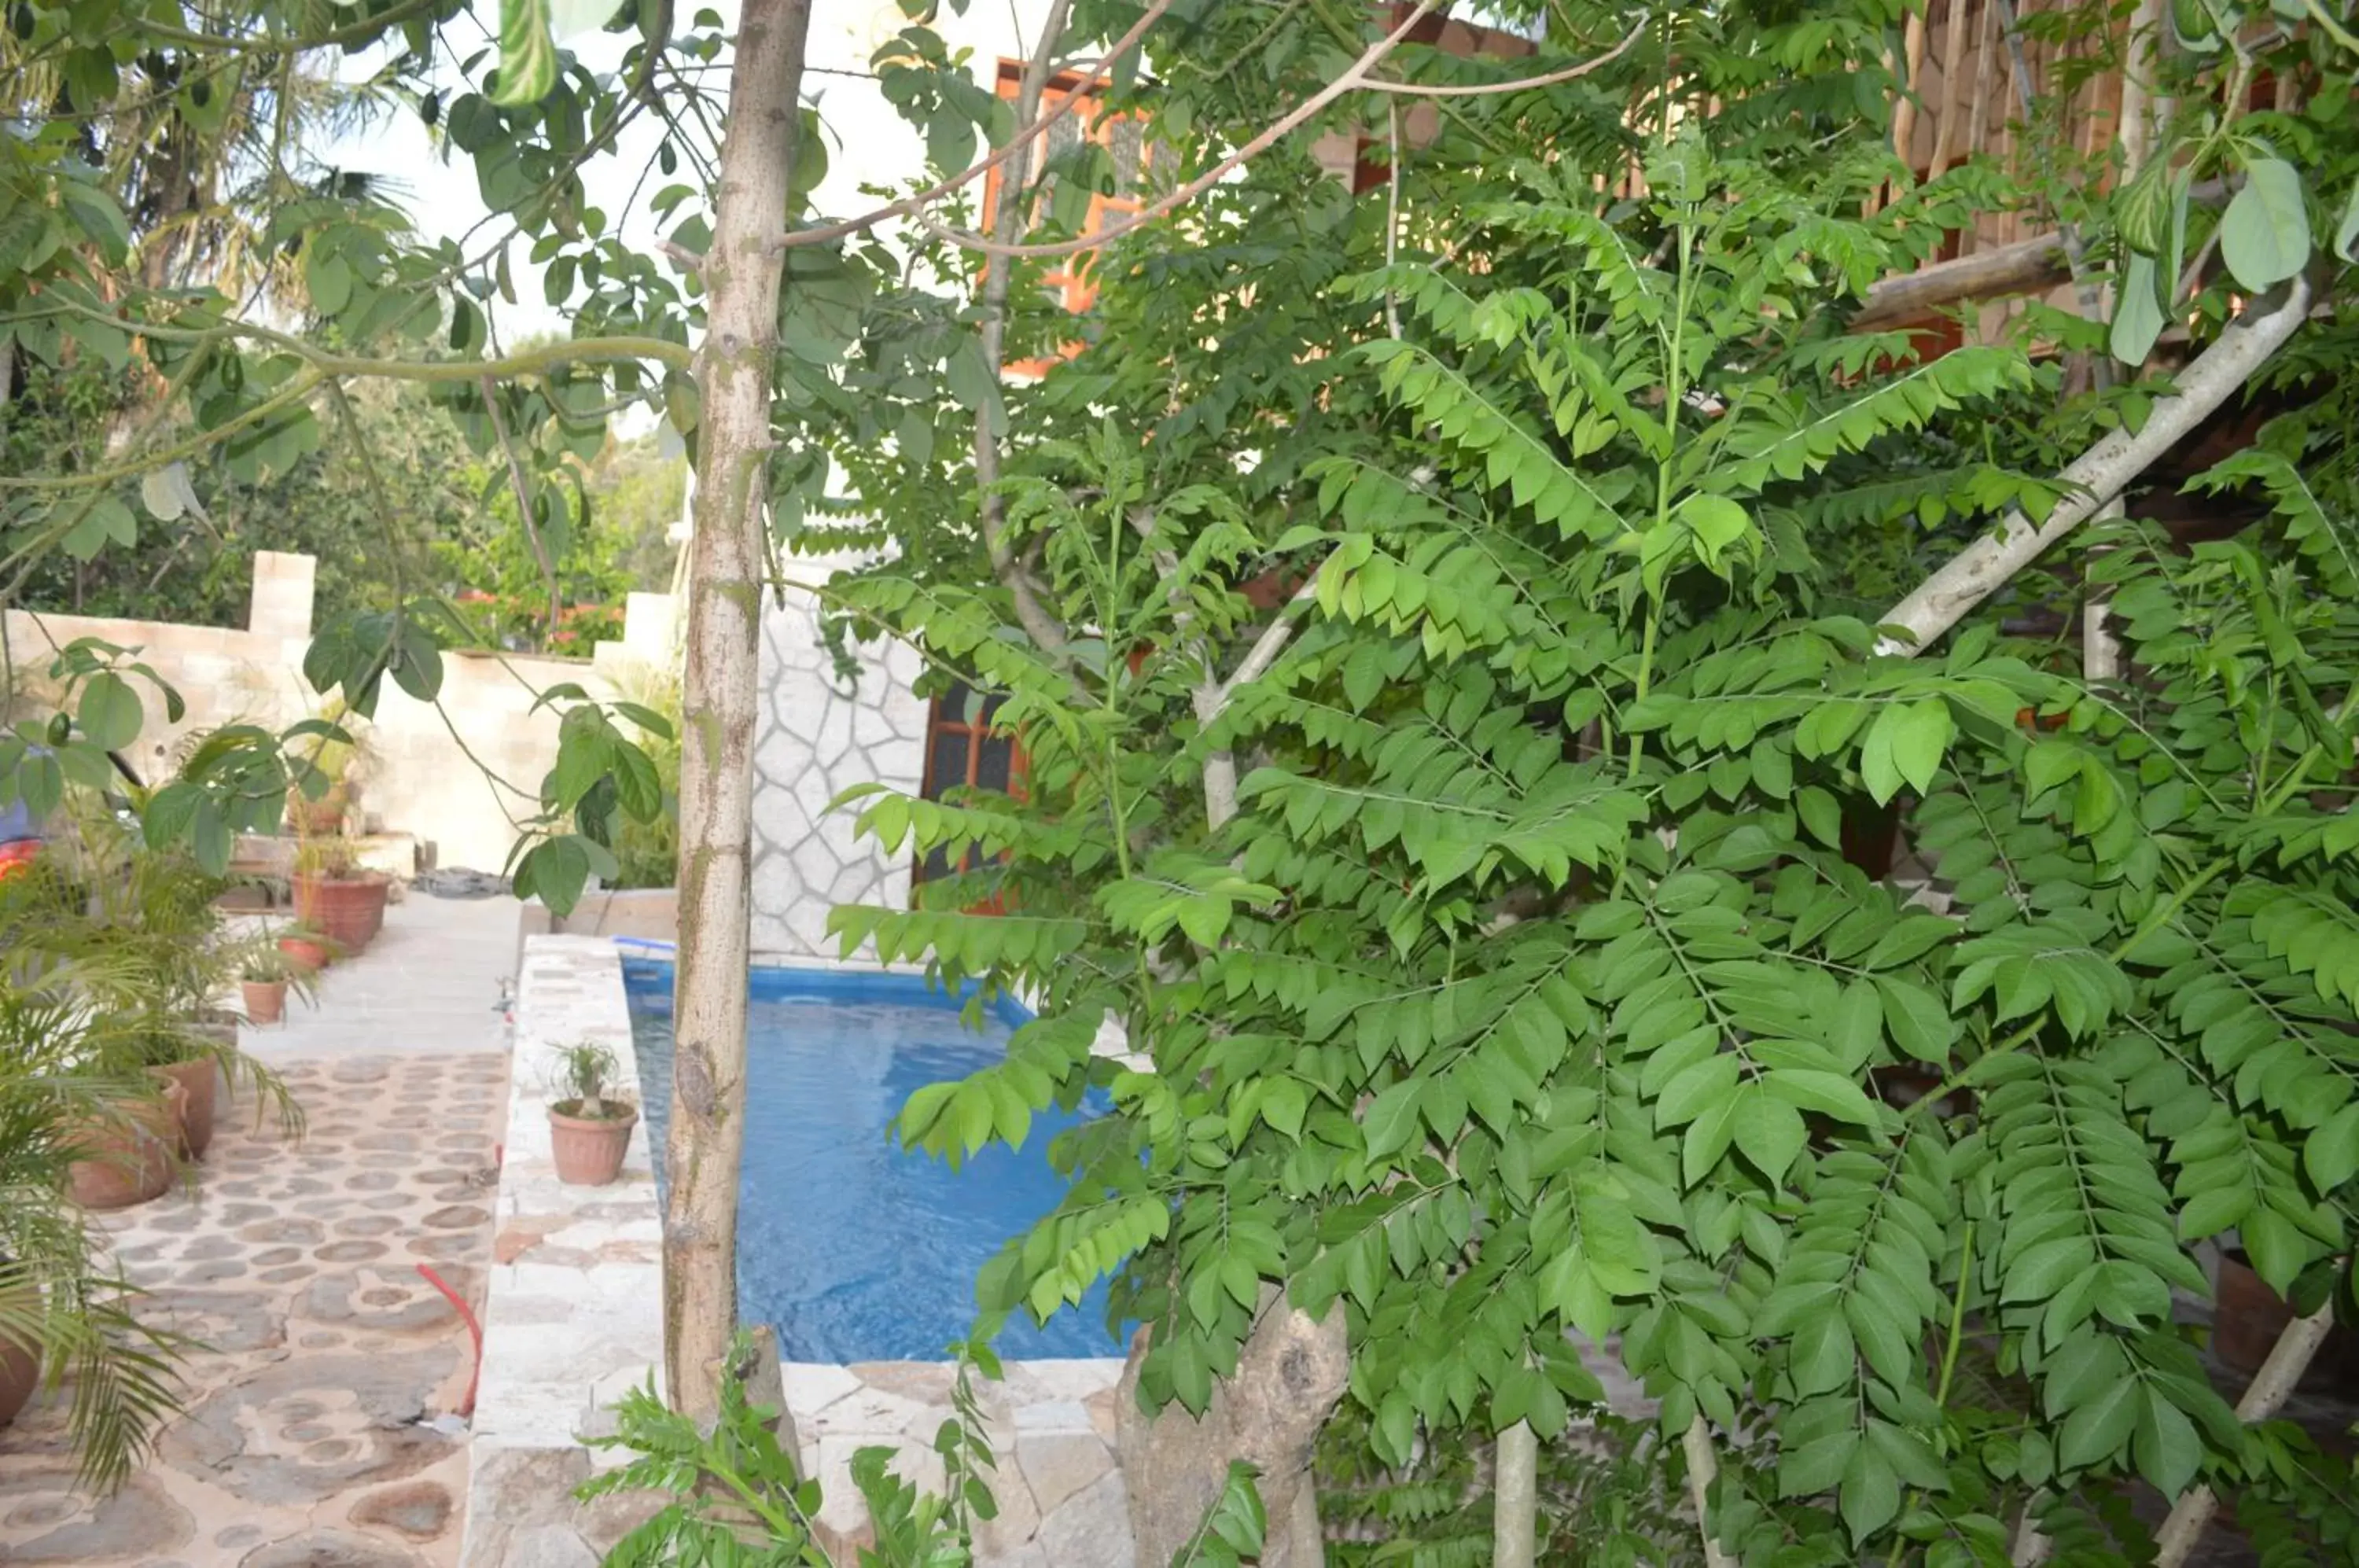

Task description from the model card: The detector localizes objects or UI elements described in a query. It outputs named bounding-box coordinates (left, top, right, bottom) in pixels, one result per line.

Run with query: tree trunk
left=2151, top=1305, right=2337, bottom=1568
left=664, top=0, right=814, bottom=1421
left=1492, top=1422, right=1538, bottom=1568
left=1116, top=1292, right=1349, bottom=1568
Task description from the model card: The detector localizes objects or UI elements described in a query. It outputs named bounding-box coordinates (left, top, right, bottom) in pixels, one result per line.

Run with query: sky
left=329, top=0, right=1048, bottom=348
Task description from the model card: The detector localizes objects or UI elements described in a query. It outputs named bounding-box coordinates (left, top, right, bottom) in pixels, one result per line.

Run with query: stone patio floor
left=0, top=892, right=518, bottom=1566
left=0, top=1053, right=505, bottom=1566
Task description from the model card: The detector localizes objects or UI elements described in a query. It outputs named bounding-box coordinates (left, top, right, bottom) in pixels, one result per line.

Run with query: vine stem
left=1899, top=1220, right=1978, bottom=1562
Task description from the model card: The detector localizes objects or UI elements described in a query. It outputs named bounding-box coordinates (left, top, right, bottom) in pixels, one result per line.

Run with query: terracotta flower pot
left=155, top=1057, right=218, bottom=1161
left=293, top=872, right=389, bottom=953
left=66, top=1079, right=185, bottom=1211
left=278, top=936, right=331, bottom=973
left=0, top=1283, right=39, bottom=1429
left=549, top=1102, right=639, bottom=1187
left=243, top=978, right=289, bottom=1025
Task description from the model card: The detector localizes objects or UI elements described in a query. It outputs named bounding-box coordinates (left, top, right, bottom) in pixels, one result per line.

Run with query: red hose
left=416, top=1264, right=484, bottom=1418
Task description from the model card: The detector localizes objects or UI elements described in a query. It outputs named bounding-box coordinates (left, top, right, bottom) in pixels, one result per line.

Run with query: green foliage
left=817, top=5, right=2359, bottom=1564
left=580, top=1330, right=996, bottom=1567
left=1318, top=1397, right=1698, bottom=1568
left=6, top=0, right=2359, bottom=1556
left=0, top=991, right=186, bottom=1492
left=581, top=1358, right=834, bottom=1566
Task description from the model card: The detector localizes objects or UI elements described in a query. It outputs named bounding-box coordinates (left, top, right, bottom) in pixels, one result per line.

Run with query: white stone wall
left=749, top=554, right=929, bottom=957
left=1, top=553, right=668, bottom=874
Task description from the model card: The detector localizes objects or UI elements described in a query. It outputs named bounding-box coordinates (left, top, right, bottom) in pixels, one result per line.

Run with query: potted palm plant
left=548, top=1041, right=639, bottom=1186
left=0, top=808, right=301, bottom=1163
left=283, top=698, right=365, bottom=836
left=0, top=991, right=185, bottom=1486
left=239, top=945, right=314, bottom=1025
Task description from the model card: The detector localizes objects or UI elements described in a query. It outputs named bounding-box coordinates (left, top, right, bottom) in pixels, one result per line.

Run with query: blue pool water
left=622, top=958, right=1124, bottom=1363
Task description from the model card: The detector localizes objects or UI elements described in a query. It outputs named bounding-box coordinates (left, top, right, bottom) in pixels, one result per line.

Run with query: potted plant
left=64, top=1077, right=186, bottom=1209
left=0, top=992, right=184, bottom=1485
left=283, top=698, right=365, bottom=836
left=239, top=945, right=314, bottom=1026
left=548, top=1041, right=639, bottom=1186
left=278, top=924, right=334, bottom=973
left=0, top=808, right=303, bottom=1163
left=291, top=834, right=390, bottom=955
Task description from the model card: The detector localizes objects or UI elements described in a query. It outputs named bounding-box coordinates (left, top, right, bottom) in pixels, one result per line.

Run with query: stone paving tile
left=0, top=1052, right=508, bottom=1567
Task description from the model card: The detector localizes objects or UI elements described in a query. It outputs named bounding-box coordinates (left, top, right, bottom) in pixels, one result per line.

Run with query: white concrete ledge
left=461, top=935, right=662, bottom=1568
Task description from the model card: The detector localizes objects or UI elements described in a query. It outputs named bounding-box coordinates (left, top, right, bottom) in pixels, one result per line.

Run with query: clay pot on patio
left=278, top=934, right=332, bottom=973
left=65, top=1078, right=185, bottom=1211
left=243, top=978, right=289, bottom=1025
left=549, top=1101, right=639, bottom=1186
left=0, top=1284, right=38, bottom=1429
left=154, top=1058, right=219, bottom=1161
left=293, top=871, right=389, bottom=954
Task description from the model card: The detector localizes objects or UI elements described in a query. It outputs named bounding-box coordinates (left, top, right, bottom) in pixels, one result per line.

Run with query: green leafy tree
left=815, top=2, right=2359, bottom=1562
left=7, top=4, right=2359, bottom=1561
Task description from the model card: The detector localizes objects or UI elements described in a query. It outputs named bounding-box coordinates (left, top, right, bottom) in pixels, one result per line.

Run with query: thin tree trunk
left=1492, top=1421, right=1538, bottom=1568
left=972, top=0, right=1076, bottom=660
left=2152, top=1306, right=2337, bottom=1568
left=2083, top=2, right=2158, bottom=686
left=664, top=0, right=813, bottom=1421
left=1875, top=274, right=2313, bottom=654
left=1682, top=1416, right=1735, bottom=1568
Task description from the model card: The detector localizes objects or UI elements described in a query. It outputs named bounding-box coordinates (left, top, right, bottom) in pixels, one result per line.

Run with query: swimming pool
left=622, top=958, right=1123, bottom=1363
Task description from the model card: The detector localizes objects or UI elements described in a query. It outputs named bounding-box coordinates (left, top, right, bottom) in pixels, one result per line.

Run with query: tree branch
left=1196, top=561, right=1324, bottom=833
left=1682, top=1415, right=1735, bottom=1568
left=1848, top=234, right=2071, bottom=333
left=478, top=375, right=564, bottom=640
left=924, top=7, right=1646, bottom=262
left=1873, top=275, right=2313, bottom=654
left=972, top=0, right=1078, bottom=661
left=2151, top=1305, right=2339, bottom=1568
left=772, top=0, right=1172, bottom=254
left=1357, top=22, right=1644, bottom=95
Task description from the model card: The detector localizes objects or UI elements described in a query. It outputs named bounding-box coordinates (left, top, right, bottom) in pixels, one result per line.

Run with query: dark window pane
left=974, top=734, right=1013, bottom=793
left=919, top=845, right=956, bottom=885
left=929, top=727, right=970, bottom=799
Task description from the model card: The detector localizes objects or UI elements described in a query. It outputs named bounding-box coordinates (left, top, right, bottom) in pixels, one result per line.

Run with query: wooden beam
left=1851, top=233, right=2071, bottom=331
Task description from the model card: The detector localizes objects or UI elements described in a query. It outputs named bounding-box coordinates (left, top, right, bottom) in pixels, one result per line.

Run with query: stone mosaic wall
left=749, top=557, right=929, bottom=956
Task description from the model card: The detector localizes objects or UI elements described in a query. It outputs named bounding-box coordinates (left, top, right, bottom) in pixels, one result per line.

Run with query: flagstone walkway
left=0, top=1051, right=507, bottom=1566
